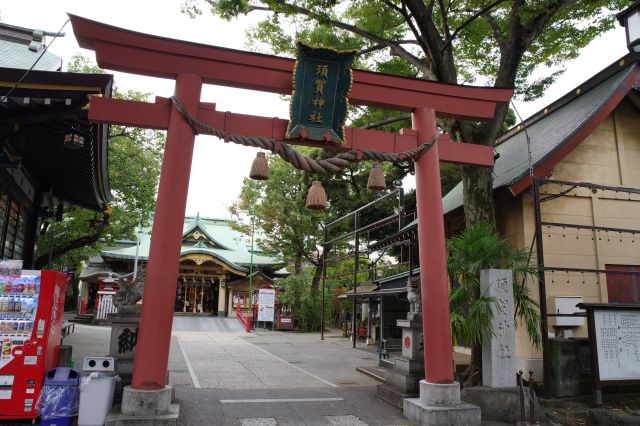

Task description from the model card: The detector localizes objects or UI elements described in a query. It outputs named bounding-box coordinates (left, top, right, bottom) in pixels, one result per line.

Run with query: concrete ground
left=57, top=316, right=414, bottom=425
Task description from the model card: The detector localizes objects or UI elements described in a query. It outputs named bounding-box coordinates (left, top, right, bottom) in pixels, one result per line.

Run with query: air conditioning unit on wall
left=552, top=296, right=585, bottom=327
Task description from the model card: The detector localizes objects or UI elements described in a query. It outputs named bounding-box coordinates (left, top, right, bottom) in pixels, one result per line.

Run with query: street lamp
left=617, top=1, right=640, bottom=53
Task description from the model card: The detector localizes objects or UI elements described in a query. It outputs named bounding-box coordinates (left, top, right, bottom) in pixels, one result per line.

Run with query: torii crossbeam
left=68, top=14, right=512, bottom=397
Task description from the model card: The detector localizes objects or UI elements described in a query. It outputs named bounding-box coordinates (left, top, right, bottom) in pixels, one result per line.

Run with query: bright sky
left=1, top=1, right=630, bottom=217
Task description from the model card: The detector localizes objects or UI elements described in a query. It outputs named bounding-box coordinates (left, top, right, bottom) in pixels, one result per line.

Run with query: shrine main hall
left=79, top=214, right=285, bottom=318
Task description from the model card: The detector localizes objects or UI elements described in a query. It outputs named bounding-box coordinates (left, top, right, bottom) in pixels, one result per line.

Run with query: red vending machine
left=0, top=270, right=67, bottom=420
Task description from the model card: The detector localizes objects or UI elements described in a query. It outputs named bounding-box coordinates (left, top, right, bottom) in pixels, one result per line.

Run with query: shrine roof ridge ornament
left=67, top=14, right=513, bottom=120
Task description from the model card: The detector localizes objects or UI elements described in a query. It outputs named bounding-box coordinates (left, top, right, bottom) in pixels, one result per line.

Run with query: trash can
left=78, top=356, right=118, bottom=426
left=38, top=367, right=79, bottom=426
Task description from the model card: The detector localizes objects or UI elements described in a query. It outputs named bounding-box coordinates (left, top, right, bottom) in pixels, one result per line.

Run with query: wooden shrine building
left=80, top=214, right=284, bottom=318
left=0, top=22, right=113, bottom=267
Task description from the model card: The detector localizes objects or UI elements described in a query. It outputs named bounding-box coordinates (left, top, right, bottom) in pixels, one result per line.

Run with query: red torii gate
left=68, top=15, right=512, bottom=393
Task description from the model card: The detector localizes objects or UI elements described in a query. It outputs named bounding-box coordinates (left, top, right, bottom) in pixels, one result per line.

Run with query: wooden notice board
left=579, top=303, right=640, bottom=405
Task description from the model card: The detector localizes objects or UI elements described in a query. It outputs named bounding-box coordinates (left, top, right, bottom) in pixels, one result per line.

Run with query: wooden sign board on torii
left=68, top=14, right=513, bottom=392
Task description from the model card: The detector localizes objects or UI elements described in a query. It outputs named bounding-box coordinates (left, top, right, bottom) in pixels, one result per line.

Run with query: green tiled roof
left=100, top=215, right=284, bottom=271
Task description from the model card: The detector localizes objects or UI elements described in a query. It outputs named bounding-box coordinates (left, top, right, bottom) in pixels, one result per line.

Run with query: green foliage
left=230, top=151, right=405, bottom=275
left=229, top=155, right=323, bottom=272
left=189, top=0, right=626, bottom=100
left=447, top=222, right=541, bottom=350
left=36, top=55, right=164, bottom=270
left=277, top=272, right=325, bottom=332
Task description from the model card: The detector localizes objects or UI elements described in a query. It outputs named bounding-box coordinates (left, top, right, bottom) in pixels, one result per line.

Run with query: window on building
left=605, top=265, right=639, bottom=303
left=232, top=290, right=249, bottom=308
left=0, top=195, right=29, bottom=261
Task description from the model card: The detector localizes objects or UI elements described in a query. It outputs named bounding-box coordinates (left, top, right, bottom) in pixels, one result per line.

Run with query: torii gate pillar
left=114, top=74, right=202, bottom=422
left=132, top=73, right=202, bottom=391
left=406, top=108, right=481, bottom=424
left=412, top=107, right=453, bottom=384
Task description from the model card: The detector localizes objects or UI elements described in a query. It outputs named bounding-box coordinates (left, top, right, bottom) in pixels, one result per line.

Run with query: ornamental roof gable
left=182, top=214, right=232, bottom=250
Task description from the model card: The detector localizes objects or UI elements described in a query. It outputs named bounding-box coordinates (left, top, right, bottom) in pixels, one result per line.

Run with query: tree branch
left=273, top=1, right=430, bottom=75
left=402, top=0, right=456, bottom=82
left=522, top=0, right=569, bottom=42
left=360, top=113, right=411, bottom=129
left=440, top=0, right=509, bottom=54
left=389, top=1, right=436, bottom=78
left=358, top=40, right=419, bottom=56
left=437, top=0, right=453, bottom=42
left=34, top=212, right=111, bottom=269
left=483, top=12, right=506, bottom=53
left=248, top=6, right=271, bottom=12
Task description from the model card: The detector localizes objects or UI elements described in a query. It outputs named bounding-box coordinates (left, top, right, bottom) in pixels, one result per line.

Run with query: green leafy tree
left=230, top=152, right=388, bottom=293
left=230, top=156, right=322, bottom=275
left=35, top=55, right=164, bottom=270
left=186, top=0, right=625, bottom=227
left=447, top=222, right=539, bottom=386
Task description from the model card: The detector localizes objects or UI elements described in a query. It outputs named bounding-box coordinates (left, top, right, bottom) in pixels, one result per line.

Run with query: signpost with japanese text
left=257, top=288, right=276, bottom=322
left=286, top=42, right=357, bottom=144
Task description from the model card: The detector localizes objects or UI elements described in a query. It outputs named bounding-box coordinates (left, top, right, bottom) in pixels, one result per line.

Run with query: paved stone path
left=168, top=316, right=414, bottom=425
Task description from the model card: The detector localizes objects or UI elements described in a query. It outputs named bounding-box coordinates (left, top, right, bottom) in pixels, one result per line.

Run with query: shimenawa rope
left=170, top=96, right=436, bottom=176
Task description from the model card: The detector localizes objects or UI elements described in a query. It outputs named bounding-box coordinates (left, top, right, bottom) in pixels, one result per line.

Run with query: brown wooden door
left=605, top=265, right=638, bottom=303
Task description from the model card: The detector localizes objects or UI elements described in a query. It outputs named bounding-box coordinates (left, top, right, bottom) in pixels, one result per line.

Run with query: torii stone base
left=106, top=386, right=179, bottom=426
left=403, top=381, right=481, bottom=426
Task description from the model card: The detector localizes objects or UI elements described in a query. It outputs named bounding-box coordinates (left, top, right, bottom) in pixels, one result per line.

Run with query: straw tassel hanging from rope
left=305, top=180, right=327, bottom=210
left=249, top=152, right=269, bottom=180
left=367, top=162, right=386, bottom=191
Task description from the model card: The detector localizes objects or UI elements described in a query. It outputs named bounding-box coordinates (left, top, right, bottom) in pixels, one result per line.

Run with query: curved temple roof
left=0, top=68, right=113, bottom=211
left=101, top=215, right=284, bottom=273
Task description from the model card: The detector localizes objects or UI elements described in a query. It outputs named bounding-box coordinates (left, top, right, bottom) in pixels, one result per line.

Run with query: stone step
left=379, top=358, right=393, bottom=369
left=376, top=383, right=414, bottom=409
left=356, top=366, right=385, bottom=383
left=69, top=315, right=93, bottom=324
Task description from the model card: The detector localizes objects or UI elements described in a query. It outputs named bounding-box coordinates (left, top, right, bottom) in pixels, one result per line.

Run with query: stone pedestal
left=109, top=313, right=140, bottom=380
left=403, top=380, right=481, bottom=426
left=106, top=386, right=179, bottom=426
left=480, top=269, right=516, bottom=388
left=109, top=312, right=140, bottom=404
left=377, top=319, right=424, bottom=408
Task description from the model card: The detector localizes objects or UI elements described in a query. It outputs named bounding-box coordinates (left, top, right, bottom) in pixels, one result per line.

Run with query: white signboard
left=257, top=289, right=276, bottom=322
left=594, top=309, right=640, bottom=381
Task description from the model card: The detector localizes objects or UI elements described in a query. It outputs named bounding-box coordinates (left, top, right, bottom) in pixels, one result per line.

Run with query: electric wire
left=0, top=19, right=70, bottom=104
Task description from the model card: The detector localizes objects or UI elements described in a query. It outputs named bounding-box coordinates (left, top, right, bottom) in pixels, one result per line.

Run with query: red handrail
left=235, top=304, right=253, bottom=333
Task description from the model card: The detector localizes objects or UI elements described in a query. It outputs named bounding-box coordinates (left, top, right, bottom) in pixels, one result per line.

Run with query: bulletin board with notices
left=593, top=309, right=640, bottom=381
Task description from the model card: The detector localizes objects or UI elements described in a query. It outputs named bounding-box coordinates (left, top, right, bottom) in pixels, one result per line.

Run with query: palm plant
left=447, top=222, right=540, bottom=386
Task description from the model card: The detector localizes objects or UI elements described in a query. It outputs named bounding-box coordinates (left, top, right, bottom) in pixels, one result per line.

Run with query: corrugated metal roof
left=0, top=40, right=62, bottom=71
left=443, top=61, right=637, bottom=214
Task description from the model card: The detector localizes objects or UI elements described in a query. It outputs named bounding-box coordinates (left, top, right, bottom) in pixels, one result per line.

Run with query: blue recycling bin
left=39, top=367, right=79, bottom=426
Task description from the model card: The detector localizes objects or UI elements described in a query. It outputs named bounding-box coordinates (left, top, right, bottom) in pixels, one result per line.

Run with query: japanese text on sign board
left=286, top=43, right=358, bottom=144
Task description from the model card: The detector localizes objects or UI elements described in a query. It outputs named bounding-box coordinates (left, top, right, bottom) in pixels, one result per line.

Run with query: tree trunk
left=310, top=244, right=332, bottom=294
left=461, top=165, right=496, bottom=227
left=294, top=251, right=303, bottom=274
left=463, top=344, right=482, bottom=387
left=310, top=261, right=323, bottom=294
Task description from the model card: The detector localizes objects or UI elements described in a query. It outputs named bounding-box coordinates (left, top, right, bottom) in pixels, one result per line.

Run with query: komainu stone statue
left=113, top=266, right=146, bottom=314
left=406, top=275, right=421, bottom=321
